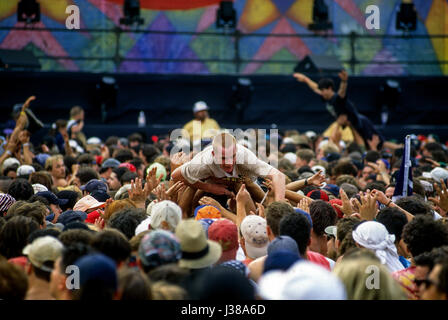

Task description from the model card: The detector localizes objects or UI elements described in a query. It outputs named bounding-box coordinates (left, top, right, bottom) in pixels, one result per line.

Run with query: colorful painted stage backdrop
left=0, top=0, right=447, bottom=75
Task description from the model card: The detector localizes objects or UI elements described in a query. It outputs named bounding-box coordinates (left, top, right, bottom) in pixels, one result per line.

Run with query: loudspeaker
left=294, top=55, right=342, bottom=75
left=0, top=49, right=41, bottom=70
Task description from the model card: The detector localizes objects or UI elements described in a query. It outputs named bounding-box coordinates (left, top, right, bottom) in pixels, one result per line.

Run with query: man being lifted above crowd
left=172, top=132, right=286, bottom=201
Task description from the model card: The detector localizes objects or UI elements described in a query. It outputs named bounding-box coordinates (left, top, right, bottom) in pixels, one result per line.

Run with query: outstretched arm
left=293, top=73, right=323, bottom=96
left=337, top=70, right=348, bottom=98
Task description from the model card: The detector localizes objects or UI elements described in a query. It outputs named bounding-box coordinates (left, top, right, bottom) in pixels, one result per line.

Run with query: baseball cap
left=150, top=200, right=182, bottom=231
left=294, top=208, right=313, bottom=229
left=147, top=162, right=167, bottom=181
left=87, top=137, right=101, bottom=145
left=36, top=191, right=69, bottom=206
left=23, top=236, right=64, bottom=272
left=311, top=165, right=326, bottom=176
left=198, top=218, right=215, bottom=238
left=74, top=254, right=117, bottom=291
left=90, top=190, right=110, bottom=202
left=34, top=153, right=50, bottom=167
left=283, top=153, right=297, bottom=165
left=193, top=101, right=209, bottom=113
left=57, top=210, right=87, bottom=225
left=73, top=195, right=105, bottom=212
left=0, top=193, right=16, bottom=213
left=138, top=230, right=182, bottom=269
left=307, top=189, right=329, bottom=202
left=32, top=183, right=48, bottom=194
left=219, top=260, right=249, bottom=277
left=264, top=250, right=301, bottom=274
left=135, top=216, right=152, bottom=236
left=267, top=235, right=299, bottom=256
left=16, top=165, right=35, bottom=177
left=2, top=157, right=20, bottom=170
left=119, top=162, right=136, bottom=172
left=329, top=199, right=344, bottom=218
left=80, top=179, right=108, bottom=193
left=194, top=205, right=221, bottom=220
left=430, top=167, right=448, bottom=182
left=323, top=184, right=340, bottom=197
left=240, top=215, right=269, bottom=259
left=208, top=219, right=239, bottom=263
left=258, top=260, right=347, bottom=300
left=325, top=226, right=337, bottom=238
left=101, top=158, right=120, bottom=169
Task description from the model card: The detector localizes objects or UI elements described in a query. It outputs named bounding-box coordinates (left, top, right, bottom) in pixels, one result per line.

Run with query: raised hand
left=165, top=181, right=185, bottom=202
left=429, top=179, right=448, bottom=214
left=145, top=167, right=163, bottom=196
left=22, top=96, right=36, bottom=113
left=293, top=72, right=307, bottom=82
left=170, top=151, right=190, bottom=172
left=352, top=190, right=378, bottom=221
left=297, top=197, right=312, bottom=213
left=129, top=178, right=146, bottom=204
left=18, top=130, right=30, bottom=145
left=333, top=188, right=354, bottom=217
left=236, top=184, right=251, bottom=203
left=199, top=196, right=224, bottom=211
left=307, top=170, right=326, bottom=187
left=338, top=70, right=348, bottom=81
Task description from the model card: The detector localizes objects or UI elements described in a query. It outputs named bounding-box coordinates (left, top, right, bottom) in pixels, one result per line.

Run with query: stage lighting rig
left=216, top=1, right=237, bottom=31
left=120, top=0, right=144, bottom=26
left=308, top=0, right=333, bottom=32
left=17, top=0, right=41, bottom=24
left=396, top=0, right=417, bottom=32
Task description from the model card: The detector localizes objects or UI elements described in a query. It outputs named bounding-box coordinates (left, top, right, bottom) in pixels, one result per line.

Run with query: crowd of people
left=1, top=92, right=448, bottom=301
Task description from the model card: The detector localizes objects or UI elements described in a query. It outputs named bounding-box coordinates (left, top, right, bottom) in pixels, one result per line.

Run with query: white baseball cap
left=258, top=260, right=347, bottom=300
left=241, top=215, right=269, bottom=259
left=150, top=200, right=182, bottom=232
left=17, top=164, right=35, bottom=176
left=193, top=101, right=209, bottom=113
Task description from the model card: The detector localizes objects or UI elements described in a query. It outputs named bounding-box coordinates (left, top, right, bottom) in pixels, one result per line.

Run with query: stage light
left=216, top=1, right=237, bottom=30
left=17, top=0, right=40, bottom=24
left=396, top=0, right=417, bottom=31
left=120, top=0, right=144, bottom=26
left=308, top=0, right=333, bottom=31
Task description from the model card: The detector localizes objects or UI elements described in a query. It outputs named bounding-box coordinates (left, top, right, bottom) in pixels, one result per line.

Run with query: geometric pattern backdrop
left=0, top=0, right=447, bottom=75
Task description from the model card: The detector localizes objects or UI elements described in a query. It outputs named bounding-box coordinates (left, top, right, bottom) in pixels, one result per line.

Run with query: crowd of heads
left=1, top=104, right=448, bottom=300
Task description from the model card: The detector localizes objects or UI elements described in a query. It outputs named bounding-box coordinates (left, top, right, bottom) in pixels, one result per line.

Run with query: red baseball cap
left=119, top=162, right=136, bottom=172
left=329, top=199, right=344, bottom=219
left=208, top=219, right=239, bottom=263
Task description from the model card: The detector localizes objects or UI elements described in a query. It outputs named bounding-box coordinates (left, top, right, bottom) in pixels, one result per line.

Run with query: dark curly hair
left=107, top=208, right=146, bottom=240
left=395, top=196, right=431, bottom=216
left=0, top=216, right=39, bottom=259
left=402, top=215, right=448, bottom=257
left=376, top=207, right=408, bottom=242
left=90, top=229, right=131, bottom=264
left=7, top=178, right=33, bottom=201
left=279, top=213, right=311, bottom=256
left=309, top=200, right=337, bottom=237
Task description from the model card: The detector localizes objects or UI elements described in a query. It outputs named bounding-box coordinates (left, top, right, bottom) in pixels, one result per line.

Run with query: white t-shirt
left=180, top=145, right=274, bottom=184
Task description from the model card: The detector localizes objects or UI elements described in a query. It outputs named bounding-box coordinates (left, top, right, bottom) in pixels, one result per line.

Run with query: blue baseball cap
left=36, top=191, right=69, bottom=206
left=80, top=179, right=108, bottom=193
left=74, top=254, right=117, bottom=291
left=294, top=208, right=313, bottom=229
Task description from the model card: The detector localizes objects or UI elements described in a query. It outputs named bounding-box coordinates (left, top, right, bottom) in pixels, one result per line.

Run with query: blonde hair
left=151, top=281, right=187, bottom=300
left=45, top=155, right=64, bottom=171
left=333, top=254, right=406, bottom=300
